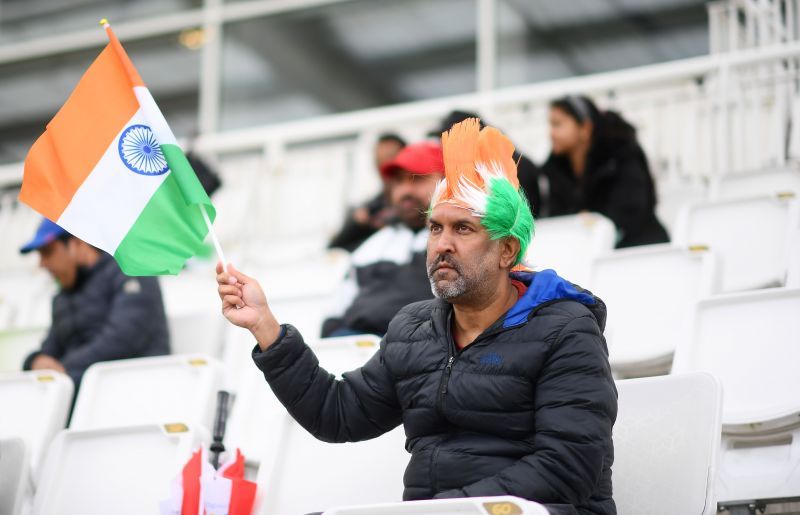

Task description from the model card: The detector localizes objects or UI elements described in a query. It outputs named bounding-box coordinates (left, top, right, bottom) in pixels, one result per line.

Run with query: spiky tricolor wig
left=430, top=118, right=534, bottom=265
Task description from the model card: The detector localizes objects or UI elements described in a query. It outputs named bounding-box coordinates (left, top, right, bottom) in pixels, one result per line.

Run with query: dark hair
left=550, top=95, right=601, bottom=125
left=550, top=94, right=637, bottom=148
left=428, top=110, right=488, bottom=137
left=377, top=133, right=407, bottom=148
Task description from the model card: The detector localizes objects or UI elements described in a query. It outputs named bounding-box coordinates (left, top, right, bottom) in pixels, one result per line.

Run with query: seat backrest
left=672, top=194, right=799, bottom=292
left=672, top=287, right=800, bottom=428
left=588, top=244, right=717, bottom=376
left=321, top=496, right=551, bottom=515
left=247, top=335, right=407, bottom=515
left=70, top=354, right=223, bottom=431
left=712, top=169, right=800, bottom=200
left=0, top=370, right=73, bottom=475
left=613, top=372, right=722, bottom=515
left=225, top=334, right=382, bottom=468
left=31, top=423, right=202, bottom=515
left=527, top=213, right=616, bottom=287
left=0, top=437, right=29, bottom=515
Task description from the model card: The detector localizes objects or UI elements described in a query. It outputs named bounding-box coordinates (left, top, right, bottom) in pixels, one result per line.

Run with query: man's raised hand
left=216, top=262, right=281, bottom=351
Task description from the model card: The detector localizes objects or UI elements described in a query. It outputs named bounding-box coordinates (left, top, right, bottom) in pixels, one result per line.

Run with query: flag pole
left=200, top=204, right=229, bottom=271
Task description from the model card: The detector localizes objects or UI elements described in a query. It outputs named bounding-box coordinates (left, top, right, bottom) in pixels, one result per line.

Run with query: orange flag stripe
left=19, top=37, right=141, bottom=221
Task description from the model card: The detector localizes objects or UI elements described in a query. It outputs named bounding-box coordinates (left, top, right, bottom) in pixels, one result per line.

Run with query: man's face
left=426, top=204, right=502, bottom=303
left=38, top=239, right=78, bottom=289
left=374, top=140, right=404, bottom=171
left=388, top=169, right=442, bottom=230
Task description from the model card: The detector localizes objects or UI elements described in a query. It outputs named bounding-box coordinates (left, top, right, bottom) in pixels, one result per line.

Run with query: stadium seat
left=0, top=437, right=29, bottom=515
left=70, top=354, right=223, bottom=431
left=672, top=287, right=800, bottom=506
left=240, top=334, right=408, bottom=515
left=711, top=169, right=800, bottom=200
left=527, top=213, right=616, bottom=287
left=613, top=372, right=722, bottom=515
left=587, top=244, right=717, bottom=377
left=672, top=194, right=800, bottom=292
left=225, top=333, right=382, bottom=476
left=31, top=423, right=203, bottom=515
left=0, top=370, right=73, bottom=477
left=321, top=496, right=550, bottom=515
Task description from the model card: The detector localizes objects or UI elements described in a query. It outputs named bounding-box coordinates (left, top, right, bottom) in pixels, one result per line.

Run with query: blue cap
left=20, top=218, right=70, bottom=254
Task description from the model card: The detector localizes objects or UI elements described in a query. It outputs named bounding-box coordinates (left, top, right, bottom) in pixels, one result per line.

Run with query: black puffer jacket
left=254, top=270, right=617, bottom=514
left=23, top=253, right=170, bottom=387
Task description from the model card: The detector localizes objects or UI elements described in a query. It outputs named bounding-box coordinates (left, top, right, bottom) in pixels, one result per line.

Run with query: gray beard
left=430, top=273, right=468, bottom=300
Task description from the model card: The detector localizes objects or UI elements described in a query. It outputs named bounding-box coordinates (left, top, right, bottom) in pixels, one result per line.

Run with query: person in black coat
left=541, top=95, right=669, bottom=247
left=20, top=219, right=170, bottom=390
left=215, top=123, right=617, bottom=512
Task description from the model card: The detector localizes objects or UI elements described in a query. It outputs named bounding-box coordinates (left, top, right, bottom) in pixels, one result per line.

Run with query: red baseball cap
left=380, top=141, right=444, bottom=180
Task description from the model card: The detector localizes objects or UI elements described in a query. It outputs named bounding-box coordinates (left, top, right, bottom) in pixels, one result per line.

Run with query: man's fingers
left=218, top=285, right=242, bottom=298
left=223, top=294, right=245, bottom=309
left=216, top=261, right=224, bottom=274
left=228, top=264, right=253, bottom=285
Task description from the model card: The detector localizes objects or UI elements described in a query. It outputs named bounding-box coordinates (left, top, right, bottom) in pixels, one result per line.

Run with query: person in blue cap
left=20, top=218, right=170, bottom=391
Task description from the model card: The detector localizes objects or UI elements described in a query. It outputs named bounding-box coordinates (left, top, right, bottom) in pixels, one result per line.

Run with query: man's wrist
left=250, top=315, right=281, bottom=351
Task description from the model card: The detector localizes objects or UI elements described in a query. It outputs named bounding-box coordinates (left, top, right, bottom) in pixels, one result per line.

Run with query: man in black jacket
left=216, top=120, right=617, bottom=514
left=21, top=219, right=170, bottom=389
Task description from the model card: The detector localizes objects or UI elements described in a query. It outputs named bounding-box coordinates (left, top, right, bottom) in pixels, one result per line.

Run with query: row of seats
left=0, top=352, right=723, bottom=515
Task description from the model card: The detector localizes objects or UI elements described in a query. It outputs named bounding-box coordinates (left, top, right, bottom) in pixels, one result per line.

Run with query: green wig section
left=482, top=177, right=535, bottom=265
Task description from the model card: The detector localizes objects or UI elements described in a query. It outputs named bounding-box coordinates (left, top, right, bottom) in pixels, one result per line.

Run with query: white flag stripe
left=133, top=87, right=178, bottom=146
left=57, top=108, right=170, bottom=253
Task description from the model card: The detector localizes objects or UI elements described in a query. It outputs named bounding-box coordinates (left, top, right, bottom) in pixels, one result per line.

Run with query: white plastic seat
left=613, top=372, right=722, bottom=515
left=225, top=334, right=383, bottom=477
left=70, top=354, right=223, bottom=431
left=31, top=423, right=203, bottom=515
left=672, top=288, right=800, bottom=504
left=321, top=496, right=551, bottom=515
left=0, top=437, right=29, bottom=515
left=672, top=194, right=799, bottom=292
left=588, top=244, right=717, bottom=377
left=712, top=169, right=800, bottom=200
left=0, top=370, right=73, bottom=476
left=527, top=213, right=616, bottom=287
left=241, top=334, right=408, bottom=515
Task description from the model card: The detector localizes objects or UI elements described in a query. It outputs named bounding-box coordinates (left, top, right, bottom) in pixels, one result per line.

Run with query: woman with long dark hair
left=541, top=95, right=669, bottom=248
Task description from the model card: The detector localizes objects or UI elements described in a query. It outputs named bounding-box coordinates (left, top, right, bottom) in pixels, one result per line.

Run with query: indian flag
left=19, top=22, right=215, bottom=276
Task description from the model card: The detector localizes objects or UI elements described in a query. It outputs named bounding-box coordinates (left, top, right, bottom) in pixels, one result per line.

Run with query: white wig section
left=430, top=160, right=512, bottom=217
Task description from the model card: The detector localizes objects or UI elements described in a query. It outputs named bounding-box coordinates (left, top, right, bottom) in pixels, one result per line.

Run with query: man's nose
left=433, top=229, right=455, bottom=255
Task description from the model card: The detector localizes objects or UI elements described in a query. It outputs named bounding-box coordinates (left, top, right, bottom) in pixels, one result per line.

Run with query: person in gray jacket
left=215, top=120, right=617, bottom=514
left=21, top=218, right=169, bottom=389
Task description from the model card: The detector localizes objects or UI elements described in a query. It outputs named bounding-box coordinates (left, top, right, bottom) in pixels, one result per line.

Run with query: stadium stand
left=0, top=370, right=72, bottom=478
left=0, top=437, right=29, bottom=515
left=587, top=244, right=718, bottom=377
left=527, top=213, right=616, bottom=287
left=3, top=1, right=800, bottom=512
left=672, top=288, right=800, bottom=510
left=613, top=372, right=723, bottom=515
left=30, top=423, right=203, bottom=515
left=70, top=354, right=223, bottom=431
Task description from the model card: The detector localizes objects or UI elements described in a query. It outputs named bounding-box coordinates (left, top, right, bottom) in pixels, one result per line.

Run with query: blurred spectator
left=20, top=219, right=170, bottom=390
left=429, top=110, right=543, bottom=217
left=328, top=133, right=406, bottom=252
left=321, top=141, right=443, bottom=337
left=541, top=95, right=669, bottom=248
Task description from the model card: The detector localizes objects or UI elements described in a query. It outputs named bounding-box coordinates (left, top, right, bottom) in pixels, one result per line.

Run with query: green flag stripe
left=114, top=144, right=214, bottom=275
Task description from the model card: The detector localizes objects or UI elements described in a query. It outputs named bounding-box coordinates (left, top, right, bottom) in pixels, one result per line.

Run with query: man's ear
left=499, top=237, right=520, bottom=270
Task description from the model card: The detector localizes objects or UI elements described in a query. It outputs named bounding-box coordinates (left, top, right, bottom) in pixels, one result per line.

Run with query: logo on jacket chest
left=478, top=352, right=504, bottom=366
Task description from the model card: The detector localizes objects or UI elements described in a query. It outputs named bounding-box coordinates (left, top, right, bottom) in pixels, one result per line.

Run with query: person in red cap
left=329, top=133, right=406, bottom=252
left=321, top=141, right=444, bottom=337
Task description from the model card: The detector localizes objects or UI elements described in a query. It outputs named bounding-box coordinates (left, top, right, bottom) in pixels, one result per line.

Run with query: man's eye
left=429, top=225, right=441, bottom=233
